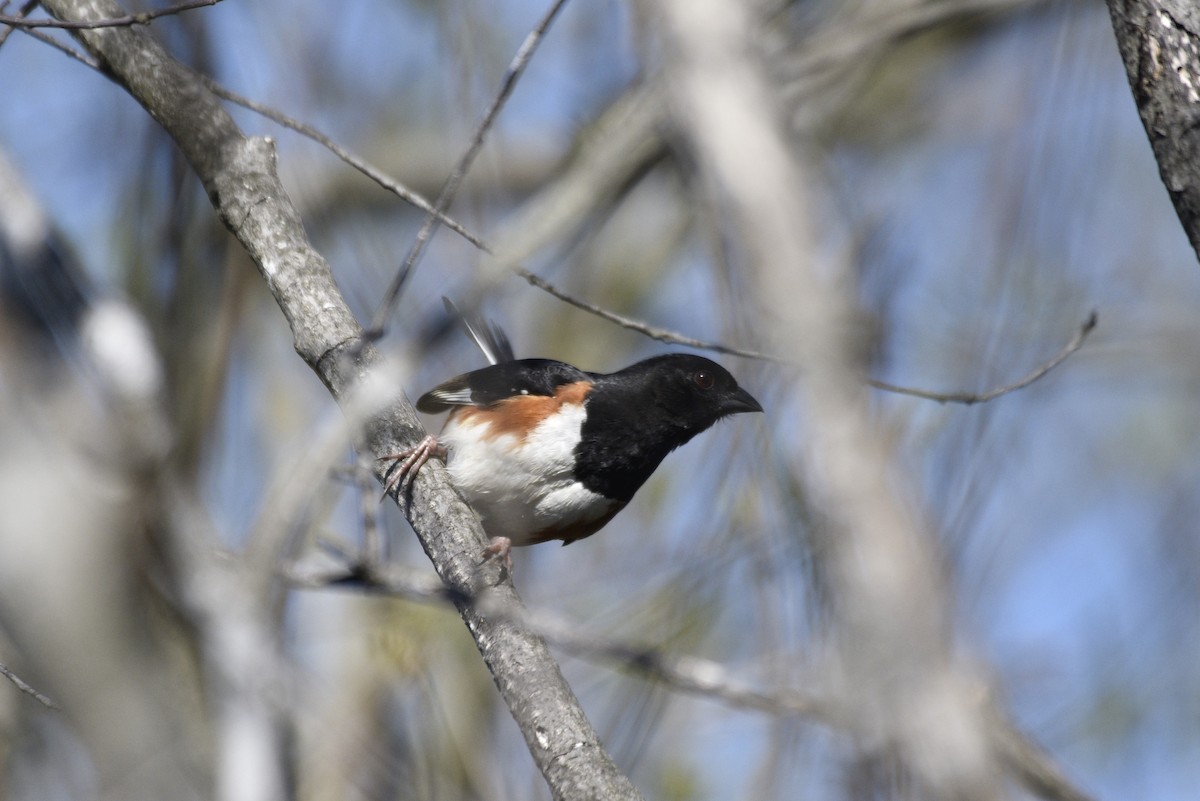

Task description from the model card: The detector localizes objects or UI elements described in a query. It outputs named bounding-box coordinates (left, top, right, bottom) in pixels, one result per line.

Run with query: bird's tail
left=442, top=297, right=515, bottom=365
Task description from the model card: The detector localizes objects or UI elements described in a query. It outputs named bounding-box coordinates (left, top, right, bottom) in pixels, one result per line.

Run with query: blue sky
left=4, top=1, right=1200, bottom=799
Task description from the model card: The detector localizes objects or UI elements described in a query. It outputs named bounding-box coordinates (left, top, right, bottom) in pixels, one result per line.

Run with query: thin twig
left=196, top=74, right=755, bottom=367
left=183, top=81, right=779, bottom=366
left=0, top=0, right=37, bottom=47
left=27, top=0, right=1093, bottom=410
left=990, top=709, right=1099, bottom=801
left=513, top=266, right=780, bottom=360
left=365, top=0, right=573, bottom=338
left=201, top=78, right=486, bottom=250
left=0, top=661, right=58, bottom=709
left=868, top=311, right=1098, bottom=404
left=18, top=22, right=100, bottom=66
left=286, top=560, right=828, bottom=721
left=548, top=622, right=826, bottom=719
left=515, top=267, right=1097, bottom=406
left=199, top=78, right=747, bottom=364
left=1, top=0, right=220, bottom=29
left=287, top=558, right=1099, bottom=801
left=596, top=604, right=1091, bottom=801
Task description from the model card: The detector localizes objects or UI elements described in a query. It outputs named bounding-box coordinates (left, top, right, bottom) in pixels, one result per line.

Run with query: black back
left=417, top=358, right=589, bottom=412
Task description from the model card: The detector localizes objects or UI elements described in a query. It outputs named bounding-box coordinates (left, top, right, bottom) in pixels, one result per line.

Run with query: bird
left=380, top=311, right=762, bottom=566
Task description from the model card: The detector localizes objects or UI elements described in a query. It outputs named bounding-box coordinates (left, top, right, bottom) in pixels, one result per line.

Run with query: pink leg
left=481, top=536, right=513, bottom=571
left=378, top=435, right=447, bottom=500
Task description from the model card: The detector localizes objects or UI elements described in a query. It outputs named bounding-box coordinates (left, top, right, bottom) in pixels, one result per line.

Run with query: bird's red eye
left=694, top=371, right=715, bottom=389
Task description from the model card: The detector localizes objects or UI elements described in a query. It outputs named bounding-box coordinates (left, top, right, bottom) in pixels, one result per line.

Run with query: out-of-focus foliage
left=1, top=0, right=1198, bottom=799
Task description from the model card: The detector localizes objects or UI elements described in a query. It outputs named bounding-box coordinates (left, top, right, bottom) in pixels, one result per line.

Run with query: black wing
left=416, top=358, right=589, bottom=413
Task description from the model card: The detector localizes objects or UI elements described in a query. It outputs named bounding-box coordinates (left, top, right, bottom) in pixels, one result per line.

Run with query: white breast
left=440, top=403, right=616, bottom=544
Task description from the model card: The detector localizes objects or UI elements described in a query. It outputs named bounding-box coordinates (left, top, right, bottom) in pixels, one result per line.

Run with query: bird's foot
left=378, top=435, right=447, bottom=500
left=480, top=536, right=513, bottom=573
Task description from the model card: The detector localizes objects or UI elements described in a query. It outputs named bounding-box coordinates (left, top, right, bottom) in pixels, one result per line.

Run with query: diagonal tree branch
left=199, top=76, right=487, bottom=249
left=0, top=659, right=58, bottom=709
left=38, top=1, right=641, bottom=799
left=289, top=555, right=1099, bottom=801
left=188, top=64, right=1094, bottom=409
left=0, top=0, right=37, bottom=48
left=2, top=0, right=221, bottom=28
left=1106, top=0, right=1200, bottom=265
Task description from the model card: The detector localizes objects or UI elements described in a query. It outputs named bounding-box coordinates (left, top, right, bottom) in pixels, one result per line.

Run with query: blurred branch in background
left=365, top=0, right=572, bottom=336
left=290, top=555, right=1096, bottom=801
left=0, top=662, right=56, bottom=710
left=199, top=63, right=1097, bottom=403
left=1, top=0, right=1194, bottom=800
left=656, top=0, right=1001, bottom=799
left=869, top=310, right=1097, bottom=403
left=0, top=142, right=211, bottom=801
left=27, top=1, right=643, bottom=799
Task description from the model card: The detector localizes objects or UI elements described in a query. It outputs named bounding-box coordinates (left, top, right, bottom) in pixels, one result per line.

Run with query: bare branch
left=192, top=78, right=781, bottom=365
left=200, top=77, right=487, bottom=250
left=0, top=660, right=58, bottom=709
left=1106, top=0, right=1200, bottom=265
left=196, top=71, right=1094, bottom=410
left=143, top=0, right=1089, bottom=415
left=515, top=269, right=1098, bottom=407
left=655, top=0, right=1002, bottom=798
left=1, top=0, right=221, bottom=29
left=193, top=77, right=761, bottom=365
left=36, top=1, right=642, bottom=797
left=0, top=0, right=36, bottom=47
left=17, top=22, right=100, bottom=66
left=513, top=266, right=778, bottom=359
left=365, top=0, right=573, bottom=337
left=868, top=311, right=1099, bottom=404
left=287, top=558, right=829, bottom=717
left=289, top=559, right=1099, bottom=801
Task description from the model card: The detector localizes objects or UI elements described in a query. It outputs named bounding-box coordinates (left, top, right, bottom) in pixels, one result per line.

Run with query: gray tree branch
left=1107, top=0, right=1200, bottom=264
left=38, top=1, right=642, bottom=798
left=0, top=659, right=57, bottom=709
left=290, top=555, right=1099, bottom=801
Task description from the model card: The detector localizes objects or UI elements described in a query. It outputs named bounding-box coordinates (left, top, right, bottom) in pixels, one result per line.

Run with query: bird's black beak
left=722, top=386, right=763, bottom=415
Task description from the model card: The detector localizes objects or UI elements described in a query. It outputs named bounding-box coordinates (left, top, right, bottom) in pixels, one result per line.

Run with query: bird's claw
left=378, top=435, right=447, bottom=500
left=481, top=536, right=513, bottom=573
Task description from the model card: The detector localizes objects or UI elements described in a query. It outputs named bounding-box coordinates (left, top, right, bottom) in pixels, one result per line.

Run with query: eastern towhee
left=382, top=312, right=762, bottom=565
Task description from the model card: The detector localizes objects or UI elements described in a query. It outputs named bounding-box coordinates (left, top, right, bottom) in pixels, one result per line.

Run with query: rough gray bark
left=39, top=1, right=642, bottom=798
left=1107, top=0, right=1200, bottom=263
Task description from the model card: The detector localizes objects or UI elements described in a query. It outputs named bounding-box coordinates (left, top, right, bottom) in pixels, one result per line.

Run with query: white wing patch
left=428, top=386, right=475, bottom=406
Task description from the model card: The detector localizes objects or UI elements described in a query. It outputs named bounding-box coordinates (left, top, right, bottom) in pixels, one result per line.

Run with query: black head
left=610, top=353, right=762, bottom=430
left=576, top=354, right=761, bottom=501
